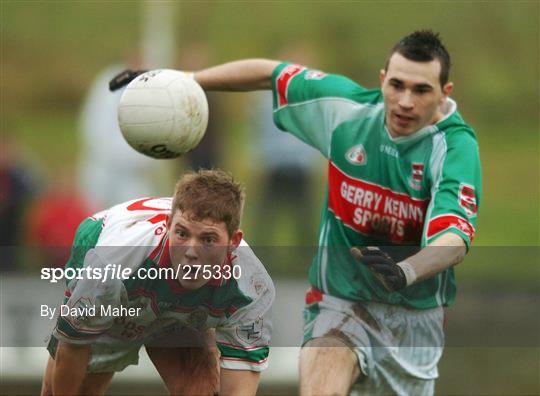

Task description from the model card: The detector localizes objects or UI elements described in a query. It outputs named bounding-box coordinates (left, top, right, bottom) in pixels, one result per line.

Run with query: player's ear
left=442, top=81, right=453, bottom=97
left=379, top=69, right=386, bottom=86
left=229, top=230, right=243, bottom=251
left=440, top=81, right=453, bottom=105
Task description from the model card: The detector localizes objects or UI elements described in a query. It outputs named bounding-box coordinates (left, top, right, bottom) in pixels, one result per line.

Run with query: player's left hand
left=350, top=247, right=407, bottom=292
left=108, top=69, right=148, bottom=91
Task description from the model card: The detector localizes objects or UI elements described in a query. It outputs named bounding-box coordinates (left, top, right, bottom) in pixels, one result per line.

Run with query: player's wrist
left=180, top=71, right=194, bottom=79
left=396, top=261, right=417, bottom=287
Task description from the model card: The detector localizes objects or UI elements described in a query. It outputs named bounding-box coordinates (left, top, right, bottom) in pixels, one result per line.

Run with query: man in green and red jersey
left=41, top=170, right=274, bottom=396
left=112, top=29, right=481, bottom=395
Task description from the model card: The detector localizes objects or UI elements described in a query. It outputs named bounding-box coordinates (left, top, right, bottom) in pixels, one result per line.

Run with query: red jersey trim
left=427, top=214, right=475, bottom=242
left=276, top=64, right=305, bottom=107
left=305, top=287, right=323, bottom=305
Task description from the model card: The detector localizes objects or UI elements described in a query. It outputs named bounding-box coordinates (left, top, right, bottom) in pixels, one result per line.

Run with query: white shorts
left=47, top=324, right=208, bottom=373
left=302, top=287, right=445, bottom=396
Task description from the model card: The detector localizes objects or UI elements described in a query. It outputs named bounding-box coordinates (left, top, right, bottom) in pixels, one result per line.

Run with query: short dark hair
left=171, top=169, right=244, bottom=237
left=386, top=30, right=451, bottom=87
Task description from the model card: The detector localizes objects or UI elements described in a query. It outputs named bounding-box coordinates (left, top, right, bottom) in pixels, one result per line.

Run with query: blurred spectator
left=0, top=134, right=39, bottom=272
left=178, top=42, right=223, bottom=170
left=78, top=59, right=160, bottom=209
left=250, top=44, right=320, bottom=246
left=26, top=172, right=92, bottom=268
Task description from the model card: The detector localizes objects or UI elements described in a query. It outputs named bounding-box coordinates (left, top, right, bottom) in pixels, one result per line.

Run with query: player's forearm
left=405, top=233, right=466, bottom=283
left=219, top=369, right=260, bottom=396
left=194, top=59, right=280, bottom=91
left=52, top=342, right=90, bottom=395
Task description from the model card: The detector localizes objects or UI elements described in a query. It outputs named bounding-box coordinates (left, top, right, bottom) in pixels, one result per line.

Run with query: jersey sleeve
left=215, top=247, right=275, bottom=372
left=422, top=130, right=482, bottom=248
left=53, top=249, right=127, bottom=344
left=271, top=62, right=371, bottom=158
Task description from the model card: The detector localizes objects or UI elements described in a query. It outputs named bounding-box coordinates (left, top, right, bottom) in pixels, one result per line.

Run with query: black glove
left=108, top=69, right=148, bottom=91
left=350, top=247, right=407, bottom=292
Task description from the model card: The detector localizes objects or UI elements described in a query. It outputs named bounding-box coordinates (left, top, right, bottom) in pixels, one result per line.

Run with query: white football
left=117, top=69, right=208, bottom=159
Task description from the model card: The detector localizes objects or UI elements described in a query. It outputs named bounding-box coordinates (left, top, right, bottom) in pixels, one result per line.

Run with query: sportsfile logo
left=40, top=263, right=242, bottom=284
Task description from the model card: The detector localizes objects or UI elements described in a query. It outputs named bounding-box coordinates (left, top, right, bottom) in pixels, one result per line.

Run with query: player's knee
left=301, top=337, right=357, bottom=364
left=168, top=348, right=219, bottom=396
left=300, top=337, right=360, bottom=396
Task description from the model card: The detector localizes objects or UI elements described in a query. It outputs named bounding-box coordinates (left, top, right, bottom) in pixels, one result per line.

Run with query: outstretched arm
left=194, top=59, right=280, bottom=91
left=109, top=59, right=280, bottom=92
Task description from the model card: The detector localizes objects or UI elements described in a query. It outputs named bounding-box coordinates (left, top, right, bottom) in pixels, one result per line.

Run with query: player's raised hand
left=108, top=69, right=147, bottom=91
left=350, top=247, right=407, bottom=292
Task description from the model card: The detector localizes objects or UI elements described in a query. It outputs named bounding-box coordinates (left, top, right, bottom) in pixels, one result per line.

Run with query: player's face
left=168, top=210, right=242, bottom=290
left=380, top=53, right=453, bottom=137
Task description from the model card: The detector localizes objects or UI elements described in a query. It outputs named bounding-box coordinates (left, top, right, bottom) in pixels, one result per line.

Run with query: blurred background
left=1, top=1, right=538, bottom=395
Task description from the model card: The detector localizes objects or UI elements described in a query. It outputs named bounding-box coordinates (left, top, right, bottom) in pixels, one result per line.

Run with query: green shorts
left=303, top=287, right=444, bottom=396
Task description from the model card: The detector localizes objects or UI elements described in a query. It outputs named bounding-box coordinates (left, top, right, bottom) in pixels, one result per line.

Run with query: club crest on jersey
left=345, top=145, right=367, bottom=165
left=459, top=183, right=477, bottom=217
left=408, top=162, right=424, bottom=190
left=236, top=316, right=263, bottom=344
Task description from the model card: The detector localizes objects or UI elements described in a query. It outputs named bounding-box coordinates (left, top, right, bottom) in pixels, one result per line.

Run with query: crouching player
left=41, top=170, right=275, bottom=396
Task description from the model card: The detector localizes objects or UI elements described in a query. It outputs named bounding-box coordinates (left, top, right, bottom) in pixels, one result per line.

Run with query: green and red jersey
left=52, top=197, right=274, bottom=371
left=271, top=63, right=482, bottom=309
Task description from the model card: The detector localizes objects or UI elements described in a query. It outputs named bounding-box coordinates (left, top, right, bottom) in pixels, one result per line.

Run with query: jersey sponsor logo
left=328, top=161, right=429, bottom=244
left=408, top=162, right=424, bottom=191
left=113, top=315, right=147, bottom=340
left=304, top=70, right=327, bottom=80
left=236, top=316, right=263, bottom=344
left=276, top=64, right=305, bottom=107
left=427, top=214, right=475, bottom=242
left=345, top=145, right=367, bottom=165
left=458, top=183, right=477, bottom=217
